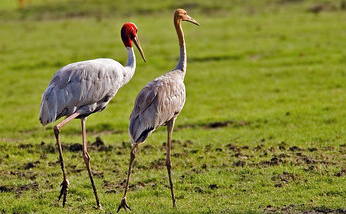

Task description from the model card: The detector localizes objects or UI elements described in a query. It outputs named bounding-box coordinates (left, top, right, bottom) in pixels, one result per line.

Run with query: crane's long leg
left=54, top=112, right=80, bottom=207
left=117, top=144, right=138, bottom=213
left=166, top=118, right=176, bottom=208
left=81, top=118, right=102, bottom=209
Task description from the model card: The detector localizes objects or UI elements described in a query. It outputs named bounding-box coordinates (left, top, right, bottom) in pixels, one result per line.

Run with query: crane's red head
left=121, top=22, right=146, bottom=62
left=121, top=23, right=137, bottom=47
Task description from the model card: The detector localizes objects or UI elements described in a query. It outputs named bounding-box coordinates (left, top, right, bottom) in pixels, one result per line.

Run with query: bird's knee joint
left=83, top=151, right=91, bottom=163
left=130, top=148, right=137, bottom=159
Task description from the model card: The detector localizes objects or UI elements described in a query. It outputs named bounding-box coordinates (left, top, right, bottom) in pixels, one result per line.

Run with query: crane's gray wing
left=129, top=76, right=185, bottom=144
left=39, top=59, right=124, bottom=125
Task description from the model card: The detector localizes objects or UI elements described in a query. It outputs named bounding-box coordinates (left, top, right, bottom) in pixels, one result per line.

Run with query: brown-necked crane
left=117, top=9, right=199, bottom=212
left=39, top=23, right=146, bottom=209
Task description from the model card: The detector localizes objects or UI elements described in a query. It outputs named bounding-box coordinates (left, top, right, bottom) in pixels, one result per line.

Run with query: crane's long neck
left=123, top=47, right=136, bottom=85
left=174, top=18, right=186, bottom=72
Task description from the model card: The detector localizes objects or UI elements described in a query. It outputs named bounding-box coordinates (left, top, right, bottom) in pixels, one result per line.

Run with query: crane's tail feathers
left=135, top=127, right=154, bottom=144
left=129, top=115, right=154, bottom=144
left=39, top=87, right=58, bottom=126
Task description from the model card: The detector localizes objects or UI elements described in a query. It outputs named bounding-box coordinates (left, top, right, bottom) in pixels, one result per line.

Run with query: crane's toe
left=117, top=198, right=131, bottom=212
left=58, top=179, right=69, bottom=207
left=95, top=203, right=103, bottom=210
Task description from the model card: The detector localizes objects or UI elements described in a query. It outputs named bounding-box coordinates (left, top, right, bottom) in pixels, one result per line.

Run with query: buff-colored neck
left=174, top=16, right=186, bottom=72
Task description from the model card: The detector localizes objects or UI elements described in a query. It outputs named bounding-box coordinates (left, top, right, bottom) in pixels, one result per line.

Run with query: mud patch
left=41, top=137, right=113, bottom=153
left=92, top=136, right=104, bottom=147
left=18, top=143, right=33, bottom=149
left=321, top=146, right=334, bottom=151
left=0, top=182, right=39, bottom=195
left=233, top=160, right=247, bottom=167
left=307, top=2, right=337, bottom=14
left=203, top=120, right=248, bottom=129
left=90, top=136, right=113, bottom=151
left=0, top=185, right=14, bottom=193
left=271, top=171, right=303, bottom=187
left=129, top=181, right=153, bottom=191
left=92, top=171, right=104, bottom=178
left=208, top=184, right=219, bottom=190
left=278, top=141, right=288, bottom=150
left=103, top=180, right=121, bottom=194
left=183, top=140, right=193, bottom=147
left=289, top=146, right=304, bottom=152
left=308, top=147, right=318, bottom=152
left=39, top=141, right=56, bottom=153
left=23, top=161, right=40, bottom=170
left=62, top=143, right=82, bottom=152
left=226, top=143, right=240, bottom=152
left=252, top=157, right=285, bottom=167
left=176, top=120, right=249, bottom=130
left=149, top=158, right=165, bottom=169
left=0, top=170, right=38, bottom=181
left=294, top=153, right=316, bottom=165
left=335, top=168, right=346, bottom=177
left=194, top=186, right=204, bottom=193
left=264, top=204, right=346, bottom=214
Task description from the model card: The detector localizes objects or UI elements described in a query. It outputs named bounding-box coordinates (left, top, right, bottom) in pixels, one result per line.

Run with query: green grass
left=1, top=0, right=346, bottom=213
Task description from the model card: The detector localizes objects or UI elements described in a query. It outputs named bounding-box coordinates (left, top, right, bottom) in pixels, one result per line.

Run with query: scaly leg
left=54, top=112, right=80, bottom=207
left=166, top=118, right=176, bottom=208
left=81, top=118, right=102, bottom=209
left=117, top=144, right=138, bottom=212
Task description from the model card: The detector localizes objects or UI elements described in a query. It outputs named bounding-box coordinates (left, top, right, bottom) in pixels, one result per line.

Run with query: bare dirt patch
left=0, top=182, right=39, bottom=195
left=176, top=120, right=249, bottom=130
left=271, top=171, right=303, bottom=187
left=307, top=2, right=337, bottom=14
left=264, top=204, right=346, bottom=214
left=89, top=136, right=113, bottom=152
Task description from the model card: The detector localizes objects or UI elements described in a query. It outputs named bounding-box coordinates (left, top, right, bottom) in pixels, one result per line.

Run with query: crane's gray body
left=39, top=48, right=136, bottom=125
left=129, top=69, right=186, bottom=144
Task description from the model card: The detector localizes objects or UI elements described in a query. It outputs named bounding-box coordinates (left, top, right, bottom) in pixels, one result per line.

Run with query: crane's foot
left=95, top=203, right=103, bottom=210
left=117, top=198, right=131, bottom=212
left=173, top=200, right=177, bottom=208
left=58, top=179, right=69, bottom=207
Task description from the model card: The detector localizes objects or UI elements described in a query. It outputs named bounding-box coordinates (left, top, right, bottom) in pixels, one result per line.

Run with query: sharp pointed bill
left=133, top=35, right=146, bottom=62
left=185, top=15, right=200, bottom=26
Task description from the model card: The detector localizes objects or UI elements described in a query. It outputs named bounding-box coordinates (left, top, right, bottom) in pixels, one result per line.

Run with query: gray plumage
left=128, top=9, right=199, bottom=145
left=39, top=54, right=135, bottom=126
left=129, top=70, right=185, bottom=143
left=39, top=23, right=146, bottom=128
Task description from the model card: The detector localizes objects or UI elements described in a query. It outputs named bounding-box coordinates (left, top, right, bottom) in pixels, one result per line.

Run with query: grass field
left=1, top=0, right=346, bottom=213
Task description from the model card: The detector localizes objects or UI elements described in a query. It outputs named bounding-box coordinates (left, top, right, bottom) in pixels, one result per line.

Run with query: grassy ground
left=1, top=0, right=346, bottom=213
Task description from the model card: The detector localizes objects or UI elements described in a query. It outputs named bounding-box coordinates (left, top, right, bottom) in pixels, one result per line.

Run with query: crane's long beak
left=185, top=15, right=200, bottom=26
left=133, top=36, right=146, bottom=62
